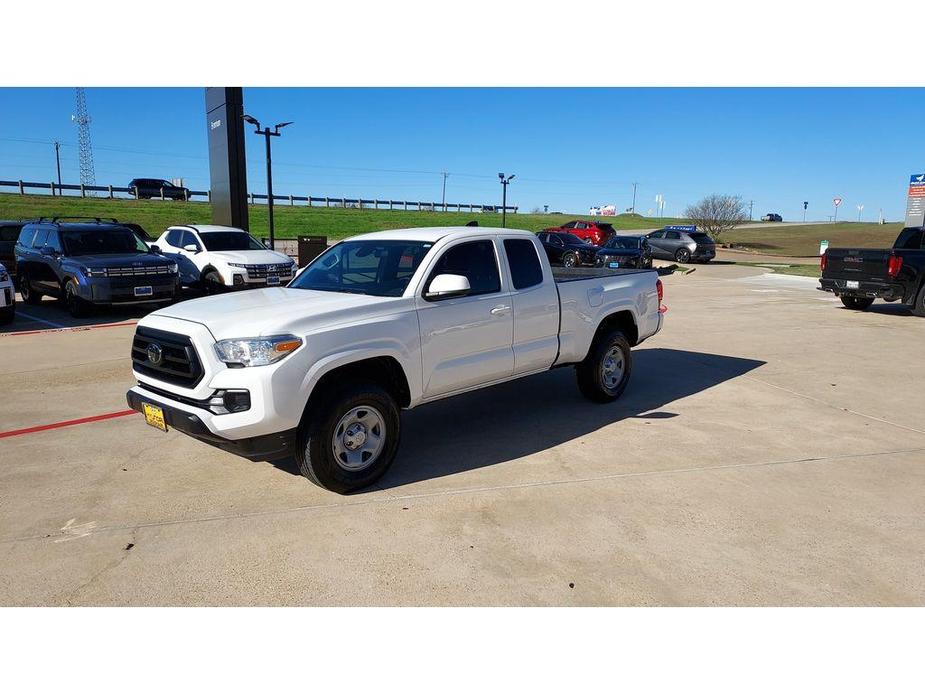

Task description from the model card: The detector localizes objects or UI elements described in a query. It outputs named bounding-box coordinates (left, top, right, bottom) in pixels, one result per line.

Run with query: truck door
left=502, top=237, right=559, bottom=374
left=416, top=239, right=514, bottom=398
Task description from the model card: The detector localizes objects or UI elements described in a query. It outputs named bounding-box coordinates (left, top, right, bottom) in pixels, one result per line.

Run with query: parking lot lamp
left=243, top=115, right=292, bottom=250
left=499, top=173, right=515, bottom=228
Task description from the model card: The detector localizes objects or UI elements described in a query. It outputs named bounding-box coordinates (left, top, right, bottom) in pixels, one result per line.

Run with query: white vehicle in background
left=153, top=224, right=298, bottom=291
left=0, top=261, right=14, bottom=324
left=126, top=227, right=665, bottom=493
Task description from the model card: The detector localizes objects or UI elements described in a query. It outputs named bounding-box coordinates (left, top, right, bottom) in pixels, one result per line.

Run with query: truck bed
left=552, top=267, right=656, bottom=283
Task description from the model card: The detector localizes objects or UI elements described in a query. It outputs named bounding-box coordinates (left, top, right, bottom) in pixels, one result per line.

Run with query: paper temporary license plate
left=266, top=275, right=280, bottom=286
left=846, top=280, right=860, bottom=289
left=142, top=402, right=167, bottom=432
left=608, top=261, right=620, bottom=268
left=134, top=285, right=153, bottom=297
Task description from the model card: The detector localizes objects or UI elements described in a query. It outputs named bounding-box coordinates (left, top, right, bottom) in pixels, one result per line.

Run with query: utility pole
left=631, top=182, right=638, bottom=213
left=441, top=172, right=448, bottom=210
left=53, top=141, right=62, bottom=192
left=748, top=200, right=754, bottom=221
left=243, top=114, right=293, bottom=250
left=498, top=173, right=515, bottom=228
left=803, top=201, right=808, bottom=222
left=857, top=204, right=864, bottom=223
left=71, top=88, right=96, bottom=187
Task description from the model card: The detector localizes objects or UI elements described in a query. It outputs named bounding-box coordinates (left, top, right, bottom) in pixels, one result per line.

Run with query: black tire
left=0, top=303, right=14, bottom=325
left=562, top=252, right=578, bottom=268
left=64, top=279, right=92, bottom=318
left=840, top=296, right=874, bottom=311
left=296, top=381, right=401, bottom=494
left=675, top=247, right=691, bottom=263
left=202, top=269, right=225, bottom=294
left=911, top=283, right=925, bottom=317
left=576, top=329, right=633, bottom=403
left=18, top=272, right=42, bottom=305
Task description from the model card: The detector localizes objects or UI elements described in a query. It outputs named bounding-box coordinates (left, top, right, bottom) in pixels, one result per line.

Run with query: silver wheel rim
left=564, top=254, right=575, bottom=267
left=600, top=345, right=625, bottom=391
left=331, top=405, right=386, bottom=472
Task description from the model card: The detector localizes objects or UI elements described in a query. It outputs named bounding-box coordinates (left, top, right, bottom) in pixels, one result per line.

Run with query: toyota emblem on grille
left=147, top=343, right=164, bottom=365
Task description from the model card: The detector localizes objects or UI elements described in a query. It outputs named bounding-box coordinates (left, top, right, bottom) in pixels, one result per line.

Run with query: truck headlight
left=213, top=334, right=302, bottom=367
left=168, top=262, right=178, bottom=273
left=227, top=263, right=247, bottom=269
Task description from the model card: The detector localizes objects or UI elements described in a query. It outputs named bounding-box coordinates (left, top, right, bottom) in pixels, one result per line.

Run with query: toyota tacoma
left=126, top=227, right=665, bottom=492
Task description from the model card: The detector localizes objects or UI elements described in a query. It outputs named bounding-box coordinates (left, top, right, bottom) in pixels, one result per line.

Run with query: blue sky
left=1, top=87, right=923, bottom=221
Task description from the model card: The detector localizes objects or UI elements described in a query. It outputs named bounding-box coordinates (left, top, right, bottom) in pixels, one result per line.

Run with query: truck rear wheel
left=840, top=296, right=874, bottom=310
left=912, top=284, right=925, bottom=317
left=576, top=330, right=633, bottom=403
left=296, top=381, right=401, bottom=493
left=19, top=272, right=43, bottom=305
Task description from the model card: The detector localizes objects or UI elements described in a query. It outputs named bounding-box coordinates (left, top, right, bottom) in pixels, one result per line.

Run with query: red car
left=543, top=220, right=616, bottom=246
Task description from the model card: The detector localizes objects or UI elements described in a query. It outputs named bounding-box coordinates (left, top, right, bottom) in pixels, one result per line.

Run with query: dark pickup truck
left=819, top=226, right=925, bottom=315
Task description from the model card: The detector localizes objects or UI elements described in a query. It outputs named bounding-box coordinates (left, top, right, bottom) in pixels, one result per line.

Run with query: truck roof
left=350, top=226, right=535, bottom=243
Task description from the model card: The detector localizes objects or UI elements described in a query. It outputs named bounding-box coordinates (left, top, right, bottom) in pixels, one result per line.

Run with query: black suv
left=0, top=220, right=27, bottom=278
left=129, top=178, right=191, bottom=201
left=15, top=219, right=179, bottom=317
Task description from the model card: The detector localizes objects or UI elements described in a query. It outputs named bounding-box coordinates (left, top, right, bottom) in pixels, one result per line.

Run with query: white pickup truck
left=126, top=227, right=665, bottom=492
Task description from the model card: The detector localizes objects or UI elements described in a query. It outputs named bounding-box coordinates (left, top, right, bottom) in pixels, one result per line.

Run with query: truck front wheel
left=576, top=330, right=633, bottom=403
left=296, top=381, right=401, bottom=493
left=840, top=296, right=874, bottom=310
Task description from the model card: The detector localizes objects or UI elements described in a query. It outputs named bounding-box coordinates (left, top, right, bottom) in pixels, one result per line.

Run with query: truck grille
left=131, top=326, right=204, bottom=388
left=241, top=263, right=294, bottom=279
left=100, top=265, right=176, bottom=277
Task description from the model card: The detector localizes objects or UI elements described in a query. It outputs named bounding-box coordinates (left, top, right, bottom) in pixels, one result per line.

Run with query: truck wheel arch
left=589, top=310, right=639, bottom=352
left=304, top=356, right=412, bottom=416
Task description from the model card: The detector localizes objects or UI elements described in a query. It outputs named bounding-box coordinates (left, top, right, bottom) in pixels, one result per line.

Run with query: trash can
left=298, top=235, right=328, bottom=266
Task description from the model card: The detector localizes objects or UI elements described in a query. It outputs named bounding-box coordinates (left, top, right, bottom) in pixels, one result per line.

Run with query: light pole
left=499, top=173, right=515, bottom=228
left=441, top=172, right=449, bottom=211
left=803, top=201, right=808, bottom=222
left=53, top=141, right=62, bottom=193
left=631, top=182, right=638, bottom=213
left=857, top=204, right=864, bottom=222
left=243, top=114, right=292, bottom=250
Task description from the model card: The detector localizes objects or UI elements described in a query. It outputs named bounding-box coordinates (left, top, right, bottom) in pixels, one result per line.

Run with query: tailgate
left=823, top=248, right=892, bottom=280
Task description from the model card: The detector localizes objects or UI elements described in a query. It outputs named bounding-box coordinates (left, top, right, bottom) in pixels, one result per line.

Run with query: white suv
left=0, top=261, right=14, bottom=325
left=154, top=224, right=298, bottom=290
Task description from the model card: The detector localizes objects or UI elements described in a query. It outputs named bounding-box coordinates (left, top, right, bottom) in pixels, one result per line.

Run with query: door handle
left=490, top=305, right=511, bottom=316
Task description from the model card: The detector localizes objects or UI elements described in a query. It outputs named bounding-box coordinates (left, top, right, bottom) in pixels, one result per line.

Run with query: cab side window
left=31, top=229, right=49, bottom=249
left=165, top=229, right=182, bottom=247
left=426, top=240, right=500, bottom=297
left=503, top=239, right=543, bottom=290
left=46, top=230, right=63, bottom=253
left=666, top=231, right=681, bottom=240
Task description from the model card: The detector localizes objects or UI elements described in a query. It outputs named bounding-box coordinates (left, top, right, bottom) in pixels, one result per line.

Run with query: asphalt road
left=1, top=265, right=923, bottom=605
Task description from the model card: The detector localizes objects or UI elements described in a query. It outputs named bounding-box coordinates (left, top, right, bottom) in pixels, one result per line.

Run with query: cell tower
left=71, top=88, right=96, bottom=186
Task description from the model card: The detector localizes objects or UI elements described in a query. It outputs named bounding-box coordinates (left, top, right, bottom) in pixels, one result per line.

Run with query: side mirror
left=425, top=273, right=471, bottom=300
left=151, top=244, right=162, bottom=254
left=40, top=245, right=58, bottom=257
left=183, top=244, right=199, bottom=253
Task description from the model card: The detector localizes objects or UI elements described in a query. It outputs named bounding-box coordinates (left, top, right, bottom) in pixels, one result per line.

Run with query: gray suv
left=645, top=228, right=716, bottom=263
left=15, top=220, right=179, bottom=317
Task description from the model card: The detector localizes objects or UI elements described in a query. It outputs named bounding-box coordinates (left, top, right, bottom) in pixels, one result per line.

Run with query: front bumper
left=126, top=385, right=296, bottom=461
left=81, top=277, right=179, bottom=305
left=819, top=277, right=905, bottom=301
left=0, top=283, right=13, bottom=308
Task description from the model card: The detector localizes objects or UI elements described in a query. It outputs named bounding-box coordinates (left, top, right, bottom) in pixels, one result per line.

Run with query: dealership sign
left=906, top=174, right=925, bottom=227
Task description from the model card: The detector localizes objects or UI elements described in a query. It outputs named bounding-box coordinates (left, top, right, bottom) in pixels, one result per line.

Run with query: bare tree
left=683, top=194, right=748, bottom=241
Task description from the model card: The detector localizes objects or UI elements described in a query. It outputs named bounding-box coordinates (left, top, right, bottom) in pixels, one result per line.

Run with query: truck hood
left=206, top=249, right=292, bottom=265
left=150, top=287, right=406, bottom=340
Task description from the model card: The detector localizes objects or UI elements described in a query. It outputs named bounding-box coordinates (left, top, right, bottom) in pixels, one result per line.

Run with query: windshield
left=200, top=232, right=265, bottom=251
left=291, top=240, right=434, bottom=297
left=61, top=228, right=151, bottom=255
left=557, top=233, right=587, bottom=245
left=605, top=236, right=641, bottom=249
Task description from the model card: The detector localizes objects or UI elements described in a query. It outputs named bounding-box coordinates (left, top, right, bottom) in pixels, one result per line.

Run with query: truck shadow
left=271, top=348, right=765, bottom=490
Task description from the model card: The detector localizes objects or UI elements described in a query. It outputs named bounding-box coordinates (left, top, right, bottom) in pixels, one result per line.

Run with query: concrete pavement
left=1, top=264, right=923, bottom=605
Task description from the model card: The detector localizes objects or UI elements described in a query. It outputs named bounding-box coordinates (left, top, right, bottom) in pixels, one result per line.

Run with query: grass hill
left=0, top=194, right=687, bottom=242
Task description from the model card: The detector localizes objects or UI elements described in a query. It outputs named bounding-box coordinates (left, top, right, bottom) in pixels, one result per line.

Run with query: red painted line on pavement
left=0, top=320, right=138, bottom=338
left=0, top=409, right=137, bottom=439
